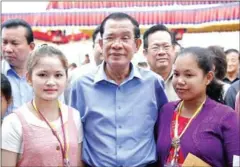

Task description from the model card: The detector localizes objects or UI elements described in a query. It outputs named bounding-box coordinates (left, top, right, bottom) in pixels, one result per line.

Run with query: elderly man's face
left=100, top=19, right=141, bottom=70
left=226, top=52, right=239, bottom=74
left=144, top=31, right=174, bottom=72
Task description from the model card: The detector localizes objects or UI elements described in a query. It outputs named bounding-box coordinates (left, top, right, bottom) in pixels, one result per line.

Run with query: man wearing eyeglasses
left=143, top=24, right=179, bottom=102
left=70, top=12, right=168, bottom=167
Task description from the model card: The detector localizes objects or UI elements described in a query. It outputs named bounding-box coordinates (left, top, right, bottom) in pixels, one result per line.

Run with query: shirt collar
left=223, top=73, right=240, bottom=83
left=1, top=60, right=12, bottom=75
left=165, top=68, right=174, bottom=83
left=94, top=61, right=142, bottom=84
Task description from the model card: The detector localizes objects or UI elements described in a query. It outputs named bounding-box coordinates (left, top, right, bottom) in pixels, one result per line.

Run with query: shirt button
left=56, top=145, right=60, bottom=150
left=119, top=145, right=122, bottom=149
left=118, top=106, right=121, bottom=110
left=118, top=125, right=122, bottom=128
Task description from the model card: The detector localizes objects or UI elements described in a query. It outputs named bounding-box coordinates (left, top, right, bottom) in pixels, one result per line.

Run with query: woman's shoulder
left=3, top=112, right=21, bottom=125
left=205, top=98, right=236, bottom=120
left=160, top=100, right=181, bottom=116
left=61, top=103, right=81, bottom=118
left=9, top=104, right=30, bottom=122
left=207, top=98, right=234, bottom=113
left=13, top=103, right=45, bottom=125
left=162, top=100, right=180, bottom=110
left=2, top=111, right=22, bottom=139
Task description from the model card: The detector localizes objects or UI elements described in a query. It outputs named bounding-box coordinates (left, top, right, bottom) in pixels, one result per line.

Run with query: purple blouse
left=157, top=97, right=240, bottom=167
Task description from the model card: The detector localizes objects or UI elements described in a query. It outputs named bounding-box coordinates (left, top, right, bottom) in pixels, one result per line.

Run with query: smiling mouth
left=176, top=89, right=187, bottom=93
left=44, top=89, right=57, bottom=92
left=111, top=53, right=122, bottom=56
left=156, top=58, right=168, bottom=61
left=5, top=57, right=16, bottom=60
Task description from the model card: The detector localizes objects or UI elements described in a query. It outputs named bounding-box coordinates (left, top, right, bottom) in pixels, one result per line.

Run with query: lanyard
left=32, top=100, right=68, bottom=161
left=170, top=99, right=206, bottom=166
left=174, top=99, right=206, bottom=139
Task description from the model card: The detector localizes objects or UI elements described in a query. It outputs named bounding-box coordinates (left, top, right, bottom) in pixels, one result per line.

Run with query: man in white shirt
left=65, top=26, right=103, bottom=103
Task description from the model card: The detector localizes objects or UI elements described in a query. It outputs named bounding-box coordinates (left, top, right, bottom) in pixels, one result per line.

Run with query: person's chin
left=178, top=95, right=189, bottom=101
left=42, top=95, right=58, bottom=101
left=157, top=62, right=169, bottom=69
left=109, top=59, right=127, bottom=65
left=5, top=59, right=15, bottom=64
left=227, top=70, right=234, bottom=73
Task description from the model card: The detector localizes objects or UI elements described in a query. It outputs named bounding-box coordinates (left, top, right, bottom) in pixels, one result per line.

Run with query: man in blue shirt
left=1, top=19, right=35, bottom=114
left=70, top=12, right=168, bottom=167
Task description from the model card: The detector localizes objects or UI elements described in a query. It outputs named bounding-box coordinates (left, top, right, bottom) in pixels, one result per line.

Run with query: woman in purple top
left=157, top=47, right=240, bottom=167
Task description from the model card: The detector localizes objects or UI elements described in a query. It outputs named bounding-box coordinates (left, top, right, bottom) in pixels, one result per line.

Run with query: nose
left=177, top=77, right=186, bottom=85
left=3, top=44, right=14, bottom=53
left=111, top=39, right=123, bottom=49
left=160, top=47, right=168, bottom=53
left=155, top=47, right=167, bottom=56
left=46, top=77, right=56, bottom=86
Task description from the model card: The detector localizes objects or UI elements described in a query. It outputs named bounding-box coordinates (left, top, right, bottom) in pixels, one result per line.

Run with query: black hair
left=99, top=12, right=140, bottom=39
left=1, top=18, right=34, bottom=44
left=178, top=47, right=224, bottom=103
left=173, top=41, right=181, bottom=47
left=1, top=73, right=12, bottom=103
left=224, top=48, right=240, bottom=61
left=27, top=45, right=68, bottom=77
left=92, top=25, right=101, bottom=47
left=208, top=46, right=227, bottom=80
left=138, top=62, right=148, bottom=68
left=69, top=63, right=77, bottom=68
left=143, top=24, right=174, bottom=49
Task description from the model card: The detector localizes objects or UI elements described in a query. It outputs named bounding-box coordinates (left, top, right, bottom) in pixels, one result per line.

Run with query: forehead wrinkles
left=148, top=31, right=171, bottom=44
left=227, top=54, right=239, bottom=59
left=104, top=19, right=134, bottom=35
left=2, top=27, right=27, bottom=40
left=2, top=34, right=23, bottom=42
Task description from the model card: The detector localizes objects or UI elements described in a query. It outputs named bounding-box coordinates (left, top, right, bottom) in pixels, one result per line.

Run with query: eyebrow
left=2, top=38, right=20, bottom=42
left=105, top=31, right=132, bottom=36
left=37, top=70, right=64, bottom=73
left=151, top=42, right=171, bottom=46
left=173, top=69, right=194, bottom=73
left=121, top=31, right=132, bottom=35
left=184, top=70, right=193, bottom=73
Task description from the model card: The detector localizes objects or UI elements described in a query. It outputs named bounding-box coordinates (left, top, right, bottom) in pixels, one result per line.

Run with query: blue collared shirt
left=1, top=60, right=33, bottom=115
left=70, top=62, right=168, bottom=167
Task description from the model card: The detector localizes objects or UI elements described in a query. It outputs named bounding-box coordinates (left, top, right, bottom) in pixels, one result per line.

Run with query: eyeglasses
left=148, top=45, right=172, bottom=52
left=38, top=43, right=48, bottom=48
left=103, top=36, right=135, bottom=45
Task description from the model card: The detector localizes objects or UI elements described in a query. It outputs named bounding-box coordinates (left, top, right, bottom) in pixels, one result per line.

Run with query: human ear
left=29, top=42, right=35, bottom=51
left=7, top=96, right=13, bottom=105
left=134, top=38, right=142, bottom=53
left=206, top=71, right=214, bottom=85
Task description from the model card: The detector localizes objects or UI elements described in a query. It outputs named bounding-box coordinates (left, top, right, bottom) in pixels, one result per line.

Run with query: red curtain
left=46, top=1, right=237, bottom=9
left=2, top=4, right=239, bottom=26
